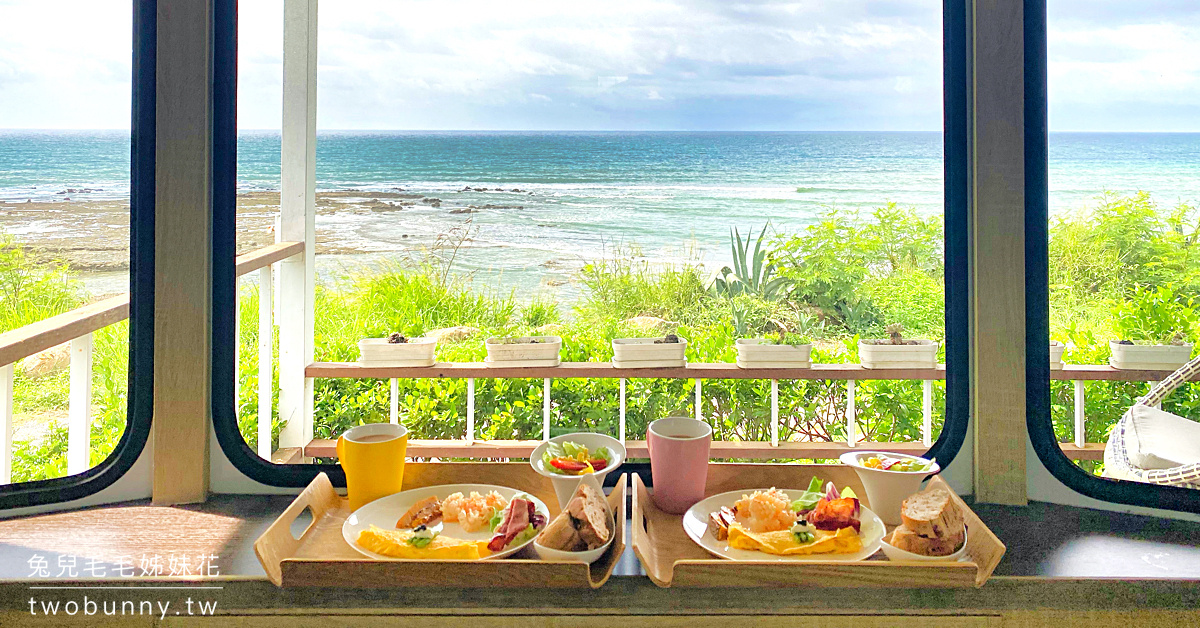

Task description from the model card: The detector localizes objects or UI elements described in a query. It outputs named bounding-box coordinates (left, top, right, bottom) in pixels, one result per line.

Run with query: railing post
left=543, top=378, right=551, bottom=441
left=619, top=378, right=626, bottom=443
left=277, top=0, right=318, bottom=450
left=1073, top=380, right=1085, bottom=448
left=389, top=378, right=399, bottom=425
left=257, top=266, right=274, bottom=459
left=695, top=378, right=702, bottom=421
left=845, top=380, right=856, bottom=447
left=67, top=333, right=94, bottom=475
left=0, top=364, right=12, bottom=483
left=466, top=377, right=474, bottom=444
left=922, top=379, right=933, bottom=447
left=770, top=379, right=779, bottom=447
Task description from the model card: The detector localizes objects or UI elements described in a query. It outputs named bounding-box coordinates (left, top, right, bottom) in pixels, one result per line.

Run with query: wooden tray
left=255, top=463, right=626, bottom=588
left=632, top=463, right=1005, bottom=588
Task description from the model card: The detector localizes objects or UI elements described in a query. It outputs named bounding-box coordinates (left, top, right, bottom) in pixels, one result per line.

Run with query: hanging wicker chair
left=1103, top=353, right=1200, bottom=489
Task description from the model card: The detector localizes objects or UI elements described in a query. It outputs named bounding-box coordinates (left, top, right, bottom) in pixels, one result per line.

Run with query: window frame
left=0, top=1, right=155, bottom=510
left=1024, top=0, right=1200, bottom=515
left=211, top=0, right=972, bottom=487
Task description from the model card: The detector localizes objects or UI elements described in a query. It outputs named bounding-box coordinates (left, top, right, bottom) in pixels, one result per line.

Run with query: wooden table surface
left=0, top=493, right=1198, bottom=625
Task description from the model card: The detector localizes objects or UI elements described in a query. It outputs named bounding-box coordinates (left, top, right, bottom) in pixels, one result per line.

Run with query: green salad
left=542, top=441, right=613, bottom=475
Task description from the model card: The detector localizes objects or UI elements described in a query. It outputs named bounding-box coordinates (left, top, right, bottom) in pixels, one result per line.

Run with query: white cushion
left=1127, top=404, right=1200, bottom=470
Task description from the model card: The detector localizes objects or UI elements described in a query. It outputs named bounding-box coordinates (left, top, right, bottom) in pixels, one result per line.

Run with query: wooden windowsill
left=1, top=493, right=1197, bottom=614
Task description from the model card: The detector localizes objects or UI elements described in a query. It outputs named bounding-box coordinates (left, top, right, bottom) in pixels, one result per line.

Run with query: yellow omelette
left=727, top=523, right=862, bottom=556
left=357, top=525, right=491, bottom=560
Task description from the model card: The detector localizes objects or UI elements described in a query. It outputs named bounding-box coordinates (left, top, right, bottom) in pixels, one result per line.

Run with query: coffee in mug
left=647, top=416, right=712, bottom=514
left=337, top=423, right=409, bottom=511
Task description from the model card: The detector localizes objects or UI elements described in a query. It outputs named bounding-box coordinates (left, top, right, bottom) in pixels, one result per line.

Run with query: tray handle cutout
left=254, top=472, right=343, bottom=586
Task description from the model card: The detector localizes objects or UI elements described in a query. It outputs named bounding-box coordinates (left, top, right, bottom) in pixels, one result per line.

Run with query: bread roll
left=899, top=488, right=964, bottom=539
left=890, top=524, right=964, bottom=556
left=538, top=511, right=584, bottom=551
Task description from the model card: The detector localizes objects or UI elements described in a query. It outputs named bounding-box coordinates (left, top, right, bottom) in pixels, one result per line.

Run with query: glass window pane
left=0, top=0, right=132, bottom=484
left=1048, top=1, right=1200, bottom=483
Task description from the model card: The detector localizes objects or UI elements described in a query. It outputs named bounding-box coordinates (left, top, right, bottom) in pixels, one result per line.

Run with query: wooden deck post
left=153, top=0, right=213, bottom=504
left=277, top=0, right=318, bottom=450
left=972, top=0, right=1028, bottom=505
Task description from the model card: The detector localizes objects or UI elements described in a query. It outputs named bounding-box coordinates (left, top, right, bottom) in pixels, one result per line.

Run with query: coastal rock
left=425, top=326, right=480, bottom=343
left=19, top=342, right=71, bottom=378
left=623, top=316, right=680, bottom=333
left=422, top=197, right=442, bottom=207
left=449, top=208, right=476, bottom=215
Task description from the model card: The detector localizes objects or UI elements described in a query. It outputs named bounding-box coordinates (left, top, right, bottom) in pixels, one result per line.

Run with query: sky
left=0, top=0, right=1196, bottom=131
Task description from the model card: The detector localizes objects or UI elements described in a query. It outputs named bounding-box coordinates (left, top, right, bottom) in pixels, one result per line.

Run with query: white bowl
left=532, top=475, right=616, bottom=565
left=879, top=524, right=968, bottom=562
left=839, top=450, right=940, bottom=526
left=531, top=432, right=626, bottom=508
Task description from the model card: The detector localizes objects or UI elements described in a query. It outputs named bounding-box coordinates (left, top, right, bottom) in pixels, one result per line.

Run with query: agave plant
left=711, top=225, right=792, bottom=301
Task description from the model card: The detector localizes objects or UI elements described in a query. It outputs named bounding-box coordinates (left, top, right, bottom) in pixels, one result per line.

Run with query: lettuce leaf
left=505, top=524, right=539, bottom=549
left=789, top=476, right=825, bottom=512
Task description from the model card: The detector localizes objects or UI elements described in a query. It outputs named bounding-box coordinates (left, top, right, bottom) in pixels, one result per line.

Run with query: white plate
left=342, top=483, right=550, bottom=560
left=682, top=488, right=885, bottom=562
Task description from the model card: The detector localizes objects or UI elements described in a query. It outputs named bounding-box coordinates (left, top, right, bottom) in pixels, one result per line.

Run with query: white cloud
left=0, top=1, right=1196, bottom=130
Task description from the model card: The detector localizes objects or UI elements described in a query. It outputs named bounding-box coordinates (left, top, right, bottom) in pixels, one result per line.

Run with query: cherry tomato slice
left=549, top=458, right=588, bottom=472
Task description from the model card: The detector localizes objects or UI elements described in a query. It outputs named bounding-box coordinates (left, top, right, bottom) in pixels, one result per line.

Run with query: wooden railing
left=0, top=237, right=1176, bottom=482
left=301, top=362, right=1178, bottom=463
left=0, top=241, right=304, bottom=483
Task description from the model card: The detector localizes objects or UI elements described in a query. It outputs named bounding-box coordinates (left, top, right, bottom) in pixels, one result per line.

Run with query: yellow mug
left=337, top=423, right=409, bottom=512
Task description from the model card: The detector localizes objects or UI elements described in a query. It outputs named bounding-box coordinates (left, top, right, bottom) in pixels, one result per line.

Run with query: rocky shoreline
left=0, top=189, right=464, bottom=273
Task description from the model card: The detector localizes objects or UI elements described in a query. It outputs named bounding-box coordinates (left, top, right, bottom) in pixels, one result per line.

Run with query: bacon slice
left=487, top=497, right=534, bottom=552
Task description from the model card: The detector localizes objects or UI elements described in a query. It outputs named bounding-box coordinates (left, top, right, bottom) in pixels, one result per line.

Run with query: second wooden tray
left=632, top=463, right=1004, bottom=588
left=255, top=463, right=627, bottom=588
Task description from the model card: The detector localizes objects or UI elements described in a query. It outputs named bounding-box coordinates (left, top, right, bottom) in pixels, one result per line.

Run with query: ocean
left=2, top=130, right=1198, bottom=298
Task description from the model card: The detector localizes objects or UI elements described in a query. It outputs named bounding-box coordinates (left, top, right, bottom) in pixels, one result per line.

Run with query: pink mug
left=648, top=416, right=713, bottom=514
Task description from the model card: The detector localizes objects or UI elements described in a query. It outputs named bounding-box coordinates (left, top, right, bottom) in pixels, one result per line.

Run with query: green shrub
left=862, top=269, right=945, bottom=338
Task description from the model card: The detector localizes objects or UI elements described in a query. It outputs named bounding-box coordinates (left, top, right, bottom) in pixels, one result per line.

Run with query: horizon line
left=3, top=128, right=1200, bottom=134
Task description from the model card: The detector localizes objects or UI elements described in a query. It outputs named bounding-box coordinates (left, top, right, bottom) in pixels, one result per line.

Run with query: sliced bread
left=890, top=524, right=965, bottom=557
left=900, top=488, right=964, bottom=539
left=567, top=482, right=611, bottom=549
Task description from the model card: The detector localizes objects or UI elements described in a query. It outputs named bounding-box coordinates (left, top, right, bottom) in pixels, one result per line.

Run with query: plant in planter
left=1108, top=286, right=1196, bottom=370
left=1050, top=340, right=1066, bottom=370
left=858, top=324, right=938, bottom=369
left=358, top=332, right=437, bottom=367
left=612, top=332, right=687, bottom=368
left=735, top=328, right=812, bottom=369
left=484, top=335, right=563, bottom=367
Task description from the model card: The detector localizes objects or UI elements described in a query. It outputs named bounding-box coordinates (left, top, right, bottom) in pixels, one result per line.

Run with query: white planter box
left=485, top=336, right=562, bottom=367
left=1050, top=341, right=1066, bottom=370
left=612, top=337, right=687, bottom=368
left=858, top=339, right=938, bottom=369
left=735, top=338, right=812, bottom=369
left=358, top=337, right=437, bottom=367
left=1109, top=340, right=1193, bottom=371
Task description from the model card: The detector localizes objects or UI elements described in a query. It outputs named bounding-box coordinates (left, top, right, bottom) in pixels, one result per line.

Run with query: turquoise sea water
left=2, top=130, right=1199, bottom=296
